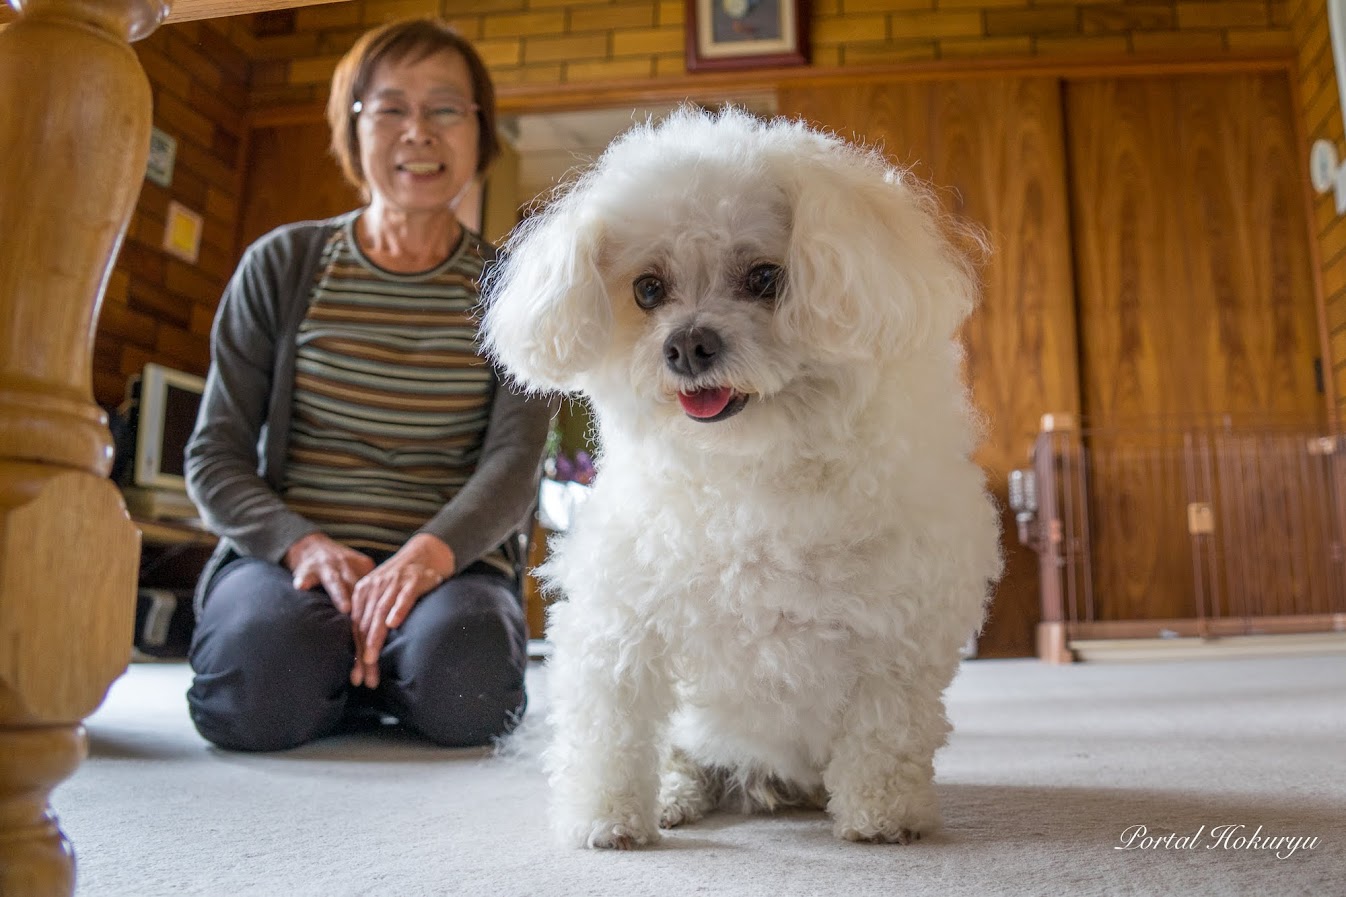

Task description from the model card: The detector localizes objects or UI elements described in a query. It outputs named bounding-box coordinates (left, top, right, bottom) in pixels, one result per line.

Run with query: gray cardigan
left=185, top=211, right=551, bottom=612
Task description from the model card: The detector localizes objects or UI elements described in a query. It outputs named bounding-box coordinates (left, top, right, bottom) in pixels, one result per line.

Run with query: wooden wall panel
left=1067, top=72, right=1323, bottom=623
left=237, top=121, right=361, bottom=253
left=1176, top=74, right=1322, bottom=422
left=779, top=79, right=1080, bottom=658
left=1070, top=74, right=1321, bottom=425
left=1070, top=80, right=1190, bottom=421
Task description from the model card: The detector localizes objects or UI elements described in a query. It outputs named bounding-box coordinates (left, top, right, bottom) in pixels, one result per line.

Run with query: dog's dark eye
left=633, top=275, right=666, bottom=310
left=745, top=264, right=783, bottom=302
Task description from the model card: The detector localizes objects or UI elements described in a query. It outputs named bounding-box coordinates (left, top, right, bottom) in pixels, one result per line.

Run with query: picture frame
left=685, top=0, right=810, bottom=72
left=146, top=127, right=177, bottom=188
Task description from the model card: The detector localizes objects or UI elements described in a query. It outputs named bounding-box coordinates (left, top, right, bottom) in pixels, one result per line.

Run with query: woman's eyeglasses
left=352, top=99, right=478, bottom=132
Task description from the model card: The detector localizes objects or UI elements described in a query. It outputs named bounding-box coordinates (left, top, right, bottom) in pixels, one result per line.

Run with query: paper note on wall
left=163, top=201, right=202, bottom=265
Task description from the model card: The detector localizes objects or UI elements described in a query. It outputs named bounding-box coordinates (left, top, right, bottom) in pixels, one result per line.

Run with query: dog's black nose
left=664, top=327, right=722, bottom=377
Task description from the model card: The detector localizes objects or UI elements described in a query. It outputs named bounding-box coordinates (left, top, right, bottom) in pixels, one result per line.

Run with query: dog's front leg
left=822, top=661, right=956, bottom=844
left=544, top=602, right=673, bottom=849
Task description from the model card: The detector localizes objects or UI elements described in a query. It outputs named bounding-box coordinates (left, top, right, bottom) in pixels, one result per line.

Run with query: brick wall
left=92, top=18, right=254, bottom=408
left=244, top=0, right=1295, bottom=109
left=1290, top=0, right=1346, bottom=425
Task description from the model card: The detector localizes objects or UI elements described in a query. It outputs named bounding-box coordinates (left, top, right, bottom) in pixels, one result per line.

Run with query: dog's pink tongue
left=678, top=387, right=733, bottom=419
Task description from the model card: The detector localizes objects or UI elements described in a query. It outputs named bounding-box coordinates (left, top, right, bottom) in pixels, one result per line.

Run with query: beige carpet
left=54, top=652, right=1346, bottom=896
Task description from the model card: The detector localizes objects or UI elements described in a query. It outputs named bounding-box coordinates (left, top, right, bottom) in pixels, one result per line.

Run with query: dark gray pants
left=187, top=555, right=527, bottom=752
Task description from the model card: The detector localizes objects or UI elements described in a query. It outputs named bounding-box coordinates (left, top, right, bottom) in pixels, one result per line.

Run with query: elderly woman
left=185, top=18, right=550, bottom=752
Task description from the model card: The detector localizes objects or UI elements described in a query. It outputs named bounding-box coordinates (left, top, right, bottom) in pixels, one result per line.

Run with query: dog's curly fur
left=482, top=106, right=1003, bottom=849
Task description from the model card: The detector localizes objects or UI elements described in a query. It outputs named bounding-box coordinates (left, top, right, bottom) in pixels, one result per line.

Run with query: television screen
left=134, top=363, right=205, bottom=492
left=158, top=381, right=199, bottom=479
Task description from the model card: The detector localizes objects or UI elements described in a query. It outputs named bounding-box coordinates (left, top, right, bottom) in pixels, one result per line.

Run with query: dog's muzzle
left=664, top=326, right=748, bottom=422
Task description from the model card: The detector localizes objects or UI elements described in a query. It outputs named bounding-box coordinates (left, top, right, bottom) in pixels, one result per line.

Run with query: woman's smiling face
left=355, top=49, right=481, bottom=215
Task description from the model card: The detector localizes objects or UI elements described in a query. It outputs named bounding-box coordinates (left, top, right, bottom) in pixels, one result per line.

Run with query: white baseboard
left=1070, top=631, right=1346, bottom=663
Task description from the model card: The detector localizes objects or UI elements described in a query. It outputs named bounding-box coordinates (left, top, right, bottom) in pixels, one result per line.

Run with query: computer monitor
left=132, top=363, right=205, bottom=493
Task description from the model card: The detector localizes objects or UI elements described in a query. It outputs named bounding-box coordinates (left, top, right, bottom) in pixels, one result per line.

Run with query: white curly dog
left=482, top=106, right=1002, bottom=850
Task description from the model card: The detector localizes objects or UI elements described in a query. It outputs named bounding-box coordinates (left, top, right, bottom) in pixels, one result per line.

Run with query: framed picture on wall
left=685, top=0, right=810, bottom=72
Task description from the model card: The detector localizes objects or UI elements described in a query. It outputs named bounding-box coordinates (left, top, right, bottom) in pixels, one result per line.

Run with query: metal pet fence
left=1010, top=414, right=1346, bottom=662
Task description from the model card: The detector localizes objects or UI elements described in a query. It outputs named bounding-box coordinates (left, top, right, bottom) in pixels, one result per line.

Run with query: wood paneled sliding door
left=779, top=80, right=1081, bottom=658
left=1066, top=73, right=1323, bottom=623
left=1068, top=74, right=1320, bottom=425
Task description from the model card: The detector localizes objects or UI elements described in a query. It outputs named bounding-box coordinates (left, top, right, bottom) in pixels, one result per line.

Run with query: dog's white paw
left=582, top=818, right=659, bottom=850
left=658, top=752, right=718, bottom=829
left=829, top=779, right=940, bottom=845
left=835, top=822, right=924, bottom=845
left=658, top=795, right=704, bottom=830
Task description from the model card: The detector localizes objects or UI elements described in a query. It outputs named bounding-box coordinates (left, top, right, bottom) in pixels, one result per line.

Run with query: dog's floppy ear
left=776, top=140, right=982, bottom=362
left=481, top=191, right=610, bottom=393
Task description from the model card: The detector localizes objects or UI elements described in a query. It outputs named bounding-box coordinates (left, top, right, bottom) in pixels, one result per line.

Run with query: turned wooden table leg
left=0, top=0, right=167, bottom=894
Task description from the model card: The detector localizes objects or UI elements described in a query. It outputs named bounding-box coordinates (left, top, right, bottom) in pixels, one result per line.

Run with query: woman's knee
left=193, top=559, right=351, bottom=667
left=188, top=559, right=352, bottom=750
left=187, top=667, right=346, bottom=752
left=402, top=674, right=527, bottom=748
left=389, top=590, right=528, bottom=746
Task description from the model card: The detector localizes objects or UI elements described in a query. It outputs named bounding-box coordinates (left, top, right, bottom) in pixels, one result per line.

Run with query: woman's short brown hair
left=327, top=18, right=500, bottom=196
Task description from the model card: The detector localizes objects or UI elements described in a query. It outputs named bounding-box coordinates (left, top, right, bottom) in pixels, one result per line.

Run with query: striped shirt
left=281, top=218, right=510, bottom=574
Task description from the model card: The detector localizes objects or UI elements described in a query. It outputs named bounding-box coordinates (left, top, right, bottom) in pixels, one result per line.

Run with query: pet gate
left=1011, top=414, right=1346, bottom=662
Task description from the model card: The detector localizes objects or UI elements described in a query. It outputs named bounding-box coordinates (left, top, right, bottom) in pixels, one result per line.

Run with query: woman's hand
left=285, top=532, right=375, bottom=614
left=349, top=533, right=456, bottom=688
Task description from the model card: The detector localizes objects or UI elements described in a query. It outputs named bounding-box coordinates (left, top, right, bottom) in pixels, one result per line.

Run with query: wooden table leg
left=0, top=0, right=166, bottom=893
